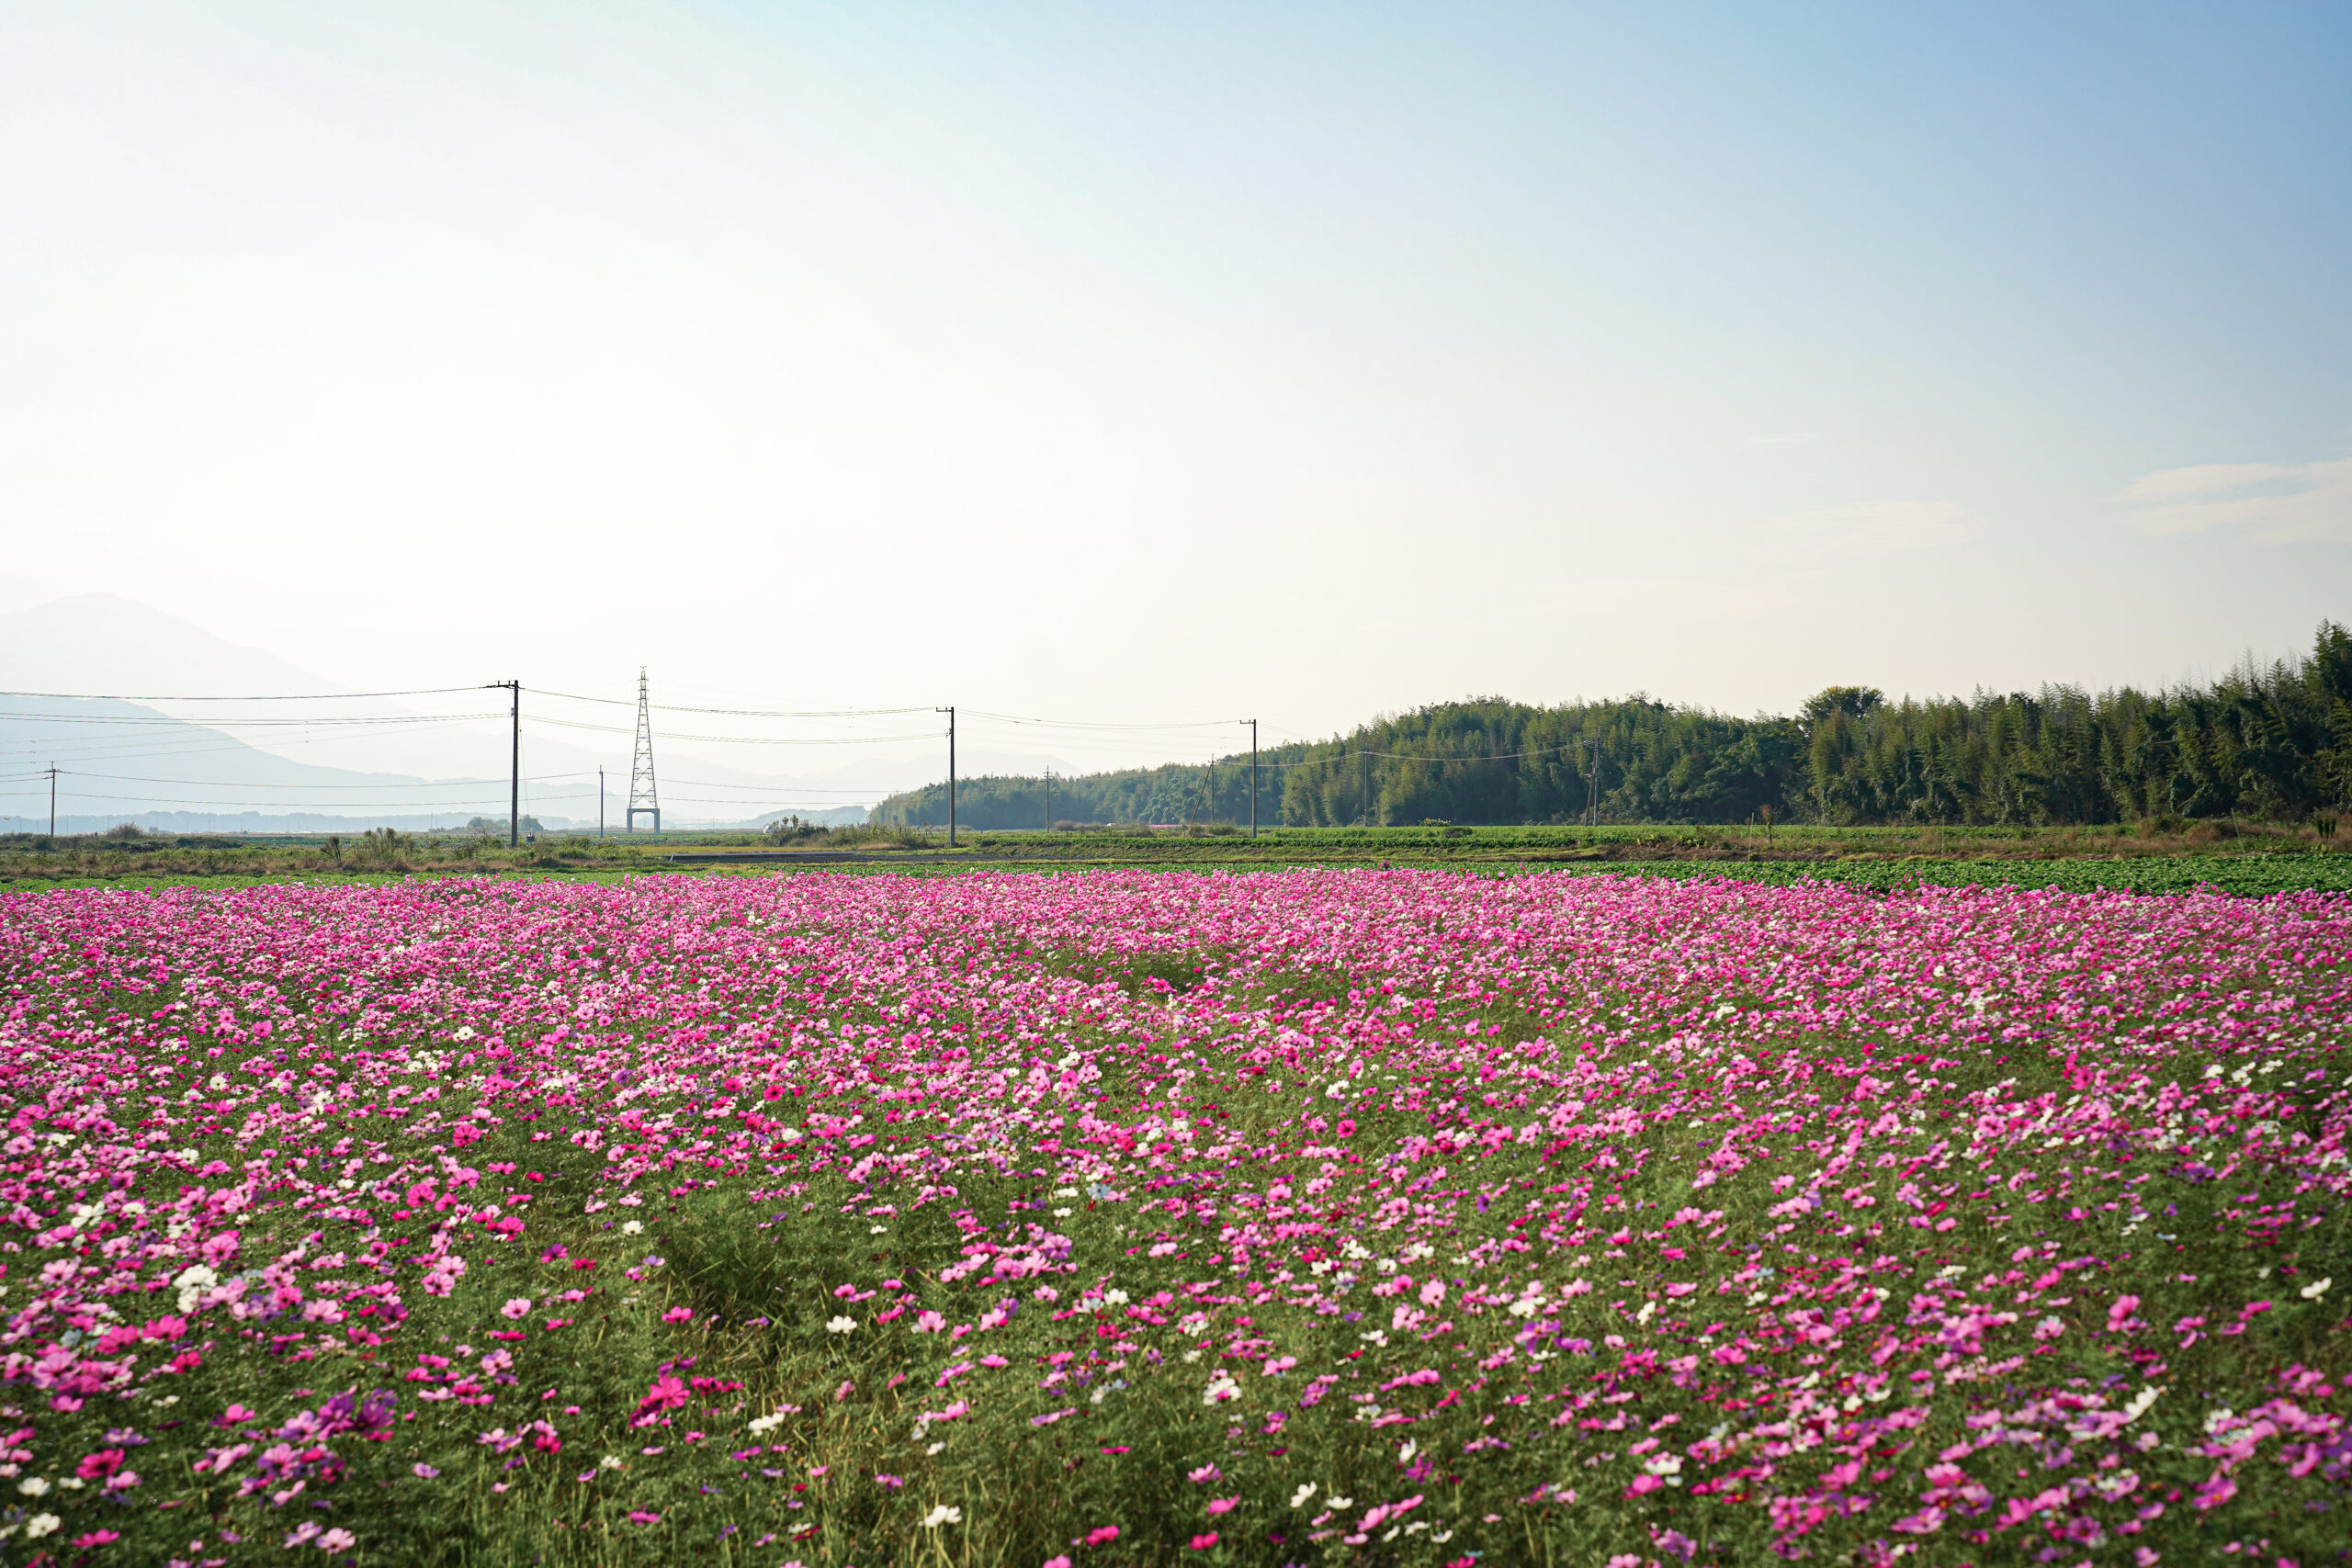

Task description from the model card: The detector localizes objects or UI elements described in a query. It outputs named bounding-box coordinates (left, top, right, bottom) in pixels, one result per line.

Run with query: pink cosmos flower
left=636, top=1376, right=688, bottom=1415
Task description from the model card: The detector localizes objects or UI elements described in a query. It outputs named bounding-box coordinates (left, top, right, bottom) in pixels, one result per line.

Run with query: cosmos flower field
left=1, top=869, right=2346, bottom=1568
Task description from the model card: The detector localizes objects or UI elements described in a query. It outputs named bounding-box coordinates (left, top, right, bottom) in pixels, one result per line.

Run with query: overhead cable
left=0, top=709, right=503, bottom=728
left=962, top=709, right=1244, bottom=731
left=531, top=688, right=929, bottom=719
left=35, top=769, right=595, bottom=790
left=0, top=686, right=483, bottom=703
left=524, top=715, right=937, bottom=746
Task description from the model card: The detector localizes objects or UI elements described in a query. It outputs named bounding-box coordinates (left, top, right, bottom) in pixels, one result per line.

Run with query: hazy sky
left=3, top=2, right=2347, bottom=767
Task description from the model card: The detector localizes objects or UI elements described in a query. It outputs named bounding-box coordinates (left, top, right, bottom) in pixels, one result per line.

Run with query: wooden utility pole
left=1249, top=719, right=1258, bottom=839
left=47, top=764, right=57, bottom=838
left=508, top=682, right=521, bottom=846
left=938, top=706, right=956, bottom=847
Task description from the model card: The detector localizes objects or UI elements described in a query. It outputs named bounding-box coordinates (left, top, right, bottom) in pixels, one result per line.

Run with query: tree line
left=872, top=621, right=2352, bottom=829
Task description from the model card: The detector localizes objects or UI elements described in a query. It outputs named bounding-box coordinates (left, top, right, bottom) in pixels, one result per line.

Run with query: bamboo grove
left=872, top=620, right=2352, bottom=829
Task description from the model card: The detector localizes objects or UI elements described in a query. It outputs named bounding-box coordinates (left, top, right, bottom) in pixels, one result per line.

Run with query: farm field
left=4, top=820, right=2351, bottom=899
left=1, top=867, right=2347, bottom=1567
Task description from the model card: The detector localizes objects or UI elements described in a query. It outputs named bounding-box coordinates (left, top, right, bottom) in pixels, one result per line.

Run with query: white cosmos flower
left=921, top=1504, right=962, bottom=1527
left=826, top=1315, right=856, bottom=1334
left=2301, top=1277, right=2332, bottom=1300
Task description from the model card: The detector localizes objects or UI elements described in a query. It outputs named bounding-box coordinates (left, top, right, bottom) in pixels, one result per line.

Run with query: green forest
left=873, top=620, right=2352, bottom=829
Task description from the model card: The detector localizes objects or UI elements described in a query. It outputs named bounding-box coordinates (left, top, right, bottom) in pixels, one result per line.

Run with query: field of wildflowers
left=0, top=867, right=2346, bottom=1567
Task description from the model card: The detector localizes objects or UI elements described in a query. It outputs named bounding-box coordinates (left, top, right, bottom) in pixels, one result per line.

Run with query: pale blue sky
left=1, top=3, right=2346, bottom=763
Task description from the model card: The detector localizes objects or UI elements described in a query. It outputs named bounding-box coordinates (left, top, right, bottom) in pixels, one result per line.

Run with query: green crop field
left=5, top=818, right=2349, bottom=899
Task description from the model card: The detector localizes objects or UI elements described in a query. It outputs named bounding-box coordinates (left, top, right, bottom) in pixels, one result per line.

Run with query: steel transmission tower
left=626, top=669, right=662, bottom=834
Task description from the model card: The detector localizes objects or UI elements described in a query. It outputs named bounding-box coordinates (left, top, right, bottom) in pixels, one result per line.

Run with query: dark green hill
left=876, top=620, right=2352, bottom=829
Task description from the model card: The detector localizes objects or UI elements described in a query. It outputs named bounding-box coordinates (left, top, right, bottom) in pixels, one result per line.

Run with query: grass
left=4, top=818, right=2349, bottom=898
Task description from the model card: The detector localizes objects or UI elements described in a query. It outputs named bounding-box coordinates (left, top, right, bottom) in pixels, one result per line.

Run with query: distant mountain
left=0, top=594, right=1042, bottom=829
left=0, top=592, right=334, bottom=698
left=0, top=691, right=541, bottom=834
left=0, top=593, right=609, bottom=785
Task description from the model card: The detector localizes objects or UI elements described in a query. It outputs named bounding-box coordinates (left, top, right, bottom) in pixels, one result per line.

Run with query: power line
left=1206, top=739, right=1609, bottom=775
left=11, top=790, right=870, bottom=813
left=533, top=688, right=929, bottom=719
left=7, top=788, right=521, bottom=808
left=0, top=709, right=503, bottom=728
left=0, top=720, right=513, bottom=770
left=2, top=767, right=896, bottom=799
left=0, top=686, right=485, bottom=703
left=523, top=714, right=938, bottom=745
left=962, top=709, right=1245, bottom=731
left=33, top=768, right=595, bottom=790
left=6, top=685, right=1266, bottom=734
left=7, top=682, right=1356, bottom=795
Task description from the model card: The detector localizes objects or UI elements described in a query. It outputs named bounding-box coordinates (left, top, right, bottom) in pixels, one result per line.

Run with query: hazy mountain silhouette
left=0, top=595, right=1059, bottom=826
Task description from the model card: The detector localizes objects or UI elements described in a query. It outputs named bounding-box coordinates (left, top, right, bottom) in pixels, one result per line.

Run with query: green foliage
left=876, top=620, right=2352, bottom=829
